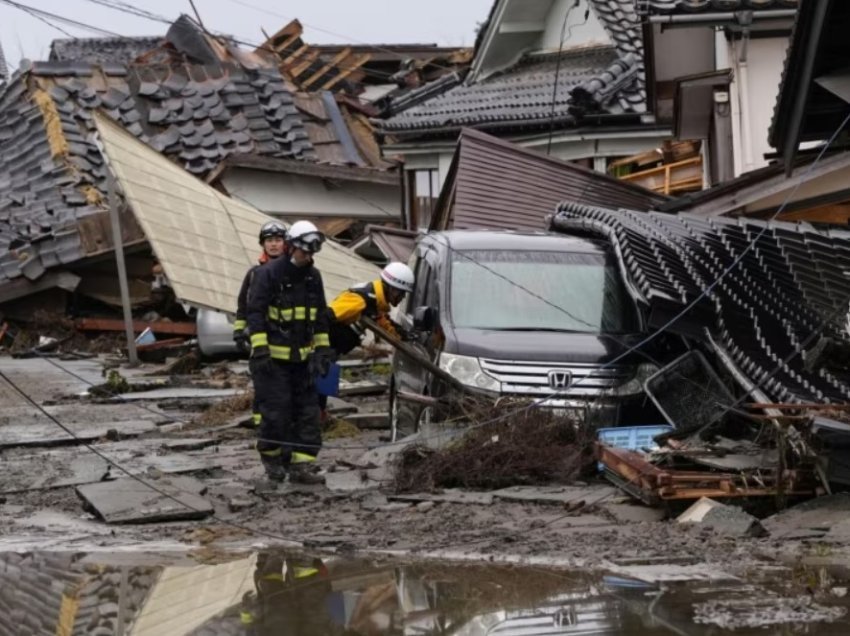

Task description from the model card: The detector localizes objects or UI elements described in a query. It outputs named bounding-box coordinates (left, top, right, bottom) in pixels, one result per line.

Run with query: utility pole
left=107, top=172, right=139, bottom=366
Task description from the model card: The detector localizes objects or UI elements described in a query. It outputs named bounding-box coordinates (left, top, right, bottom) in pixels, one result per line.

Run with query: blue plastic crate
left=315, top=362, right=341, bottom=397
left=596, top=424, right=673, bottom=471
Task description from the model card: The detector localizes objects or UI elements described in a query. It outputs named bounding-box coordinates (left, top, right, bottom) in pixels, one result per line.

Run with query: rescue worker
left=233, top=220, right=288, bottom=428
left=247, top=220, right=334, bottom=487
left=327, top=261, right=416, bottom=354
left=240, top=552, right=342, bottom=635
left=320, top=262, right=416, bottom=414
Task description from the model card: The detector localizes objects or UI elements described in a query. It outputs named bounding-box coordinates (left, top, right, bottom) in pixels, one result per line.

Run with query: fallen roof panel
left=95, top=113, right=378, bottom=313
left=551, top=203, right=850, bottom=404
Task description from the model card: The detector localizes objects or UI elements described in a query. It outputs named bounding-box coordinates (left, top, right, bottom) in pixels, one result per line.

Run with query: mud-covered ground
left=1, top=354, right=849, bottom=589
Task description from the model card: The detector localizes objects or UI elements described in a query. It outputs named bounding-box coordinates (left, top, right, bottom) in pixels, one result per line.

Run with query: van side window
left=409, top=257, right=432, bottom=313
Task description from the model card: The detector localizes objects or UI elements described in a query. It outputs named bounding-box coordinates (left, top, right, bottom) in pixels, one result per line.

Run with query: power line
left=0, top=0, right=119, bottom=37
left=69, top=0, right=403, bottom=82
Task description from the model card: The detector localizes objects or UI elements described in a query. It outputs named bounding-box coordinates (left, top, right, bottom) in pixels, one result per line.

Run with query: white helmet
left=381, top=262, right=414, bottom=293
left=287, top=220, right=325, bottom=253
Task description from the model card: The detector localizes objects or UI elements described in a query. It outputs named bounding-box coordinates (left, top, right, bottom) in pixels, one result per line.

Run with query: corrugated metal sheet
left=94, top=113, right=378, bottom=314
left=433, top=129, right=668, bottom=232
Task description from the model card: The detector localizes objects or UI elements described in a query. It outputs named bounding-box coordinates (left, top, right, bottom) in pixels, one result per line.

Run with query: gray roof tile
left=642, top=0, right=796, bottom=14
left=381, top=0, right=645, bottom=135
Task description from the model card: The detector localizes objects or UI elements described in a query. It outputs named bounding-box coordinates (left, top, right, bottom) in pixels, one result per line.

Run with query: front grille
left=479, top=358, right=630, bottom=397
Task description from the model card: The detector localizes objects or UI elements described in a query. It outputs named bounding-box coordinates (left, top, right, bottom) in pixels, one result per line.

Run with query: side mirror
left=413, top=306, right=436, bottom=332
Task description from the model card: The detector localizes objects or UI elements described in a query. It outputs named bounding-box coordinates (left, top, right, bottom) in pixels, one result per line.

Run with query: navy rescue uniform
left=247, top=256, right=330, bottom=470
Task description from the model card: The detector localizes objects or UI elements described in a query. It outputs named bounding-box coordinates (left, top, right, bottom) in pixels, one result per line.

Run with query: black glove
left=308, top=347, right=336, bottom=377
left=233, top=330, right=249, bottom=353
left=249, top=346, right=275, bottom=377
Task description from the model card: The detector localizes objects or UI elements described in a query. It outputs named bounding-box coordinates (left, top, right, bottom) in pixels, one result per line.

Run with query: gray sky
left=0, top=0, right=492, bottom=74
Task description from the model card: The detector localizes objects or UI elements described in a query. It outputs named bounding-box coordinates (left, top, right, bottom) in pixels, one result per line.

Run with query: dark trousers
left=253, top=360, right=321, bottom=464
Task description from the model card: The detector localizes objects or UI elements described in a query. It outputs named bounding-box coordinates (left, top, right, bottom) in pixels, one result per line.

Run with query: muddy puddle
left=2, top=550, right=850, bottom=635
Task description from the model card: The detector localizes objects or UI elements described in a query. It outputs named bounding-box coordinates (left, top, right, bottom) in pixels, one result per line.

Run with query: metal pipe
left=648, top=9, right=796, bottom=25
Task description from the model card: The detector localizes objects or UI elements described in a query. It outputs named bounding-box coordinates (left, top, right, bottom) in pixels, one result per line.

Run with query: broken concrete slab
left=161, top=438, right=217, bottom=452
left=360, top=493, right=412, bottom=513
left=338, top=380, right=388, bottom=397
left=600, top=502, right=666, bottom=524
left=493, top=485, right=619, bottom=506
left=0, top=439, right=223, bottom=494
left=76, top=475, right=213, bottom=524
left=0, top=357, right=105, bottom=403
left=763, top=494, right=850, bottom=539
left=325, top=396, right=358, bottom=416
left=344, top=412, right=389, bottom=429
left=677, top=497, right=766, bottom=537
left=325, top=470, right=380, bottom=492
left=604, top=562, right=739, bottom=583
left=389, top=490, right=495, bottom=506
left=0, top=419, right=158, bottom=448
left=108, top=387, right=243, bottom=401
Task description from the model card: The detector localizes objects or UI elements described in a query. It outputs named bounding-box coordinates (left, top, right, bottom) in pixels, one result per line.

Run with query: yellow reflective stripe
left=299, top=346, right=312, bottom=360
left=233, top=319, right=247, bottom=330
left=291, top=451, right=316, bottom=464
left=269, top=306, right=312, bottom=321
left=313, top=333, right=330, bottom=347
left=260, top=447, right=282, bottom=457
left=240, top=611, right=254, bottom=625
left=293, top=567, right=319, bottom=579
left=269, top=345, right=291, bottom=360
left=252, top=412, right=261, bottom=425
left=251, top=332, right=268, bottom=348
left=262, top=573, right=285, bottom=581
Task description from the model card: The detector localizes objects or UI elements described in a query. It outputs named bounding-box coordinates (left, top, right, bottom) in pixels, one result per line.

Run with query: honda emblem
left=548, top=370, right=571, bottom=390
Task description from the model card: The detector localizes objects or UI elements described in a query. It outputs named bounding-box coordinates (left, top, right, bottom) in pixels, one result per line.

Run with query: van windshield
left=449, top=250, right=637, bottom=334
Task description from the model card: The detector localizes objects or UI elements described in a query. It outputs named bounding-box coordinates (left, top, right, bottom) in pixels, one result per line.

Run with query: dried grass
left=192, top=390, right=254, bottom=428
left=393, top=404, right=596, bottom=492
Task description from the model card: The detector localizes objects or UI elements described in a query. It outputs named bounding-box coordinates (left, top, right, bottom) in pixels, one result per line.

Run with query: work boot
left=289, top=463, right=325, bottom=485
left=254, top=457, right=287, bottom=493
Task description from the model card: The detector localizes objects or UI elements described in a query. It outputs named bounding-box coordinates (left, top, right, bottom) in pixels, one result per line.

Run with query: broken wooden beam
left=76, top=318, right=196, bottom=336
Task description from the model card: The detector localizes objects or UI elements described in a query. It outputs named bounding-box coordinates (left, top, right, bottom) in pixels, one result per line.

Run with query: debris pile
left=394, top=407, right=595, bottom=492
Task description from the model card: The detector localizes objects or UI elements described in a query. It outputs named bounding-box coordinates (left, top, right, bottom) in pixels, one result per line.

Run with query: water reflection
left=0, top=551, right=848, bottom=635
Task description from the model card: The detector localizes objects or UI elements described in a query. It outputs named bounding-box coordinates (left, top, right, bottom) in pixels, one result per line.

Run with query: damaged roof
left=378, top=47, right=644, bottom=135
left=95, top=113, right=378, bottom=311
left=640, top=0, right=797, bottom=13
left=0, top=26, right=317, bottom=287
left=49, top=35, right=164, bottom=64
left=378, top=0, right=646, bottom=137
left=433, top=128, right=667, bottom=231
left=552, top=203, right=850, bottom=404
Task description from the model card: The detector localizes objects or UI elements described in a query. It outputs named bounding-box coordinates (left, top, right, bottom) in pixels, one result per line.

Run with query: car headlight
left=439, top=352, right=501, bottom=392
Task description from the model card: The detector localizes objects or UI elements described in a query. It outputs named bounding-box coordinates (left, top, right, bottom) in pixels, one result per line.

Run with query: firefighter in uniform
left=320, top=262, right=416, bottom=414
left=247, top=220, right=335, bottom=486
left=233, top=220, right=288, bottom=428
left=239, top=552, right=342, bottom=635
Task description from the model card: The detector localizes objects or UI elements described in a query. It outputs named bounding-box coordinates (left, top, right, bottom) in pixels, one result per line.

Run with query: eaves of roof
left=640, top=0, right=797, bottom=15
left=211, top=154, right=398, bottom=186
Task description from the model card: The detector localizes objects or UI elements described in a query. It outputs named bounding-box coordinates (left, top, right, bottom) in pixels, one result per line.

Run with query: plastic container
left=596, top=424, right=674, bottom=471
left=315, top=362, right=341, bottom=397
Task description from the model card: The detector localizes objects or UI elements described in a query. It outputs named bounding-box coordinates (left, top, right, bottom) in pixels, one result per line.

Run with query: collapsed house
left=0, top=15, right=412, bottom=322
left=550, top=203, right=850, bottom=502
